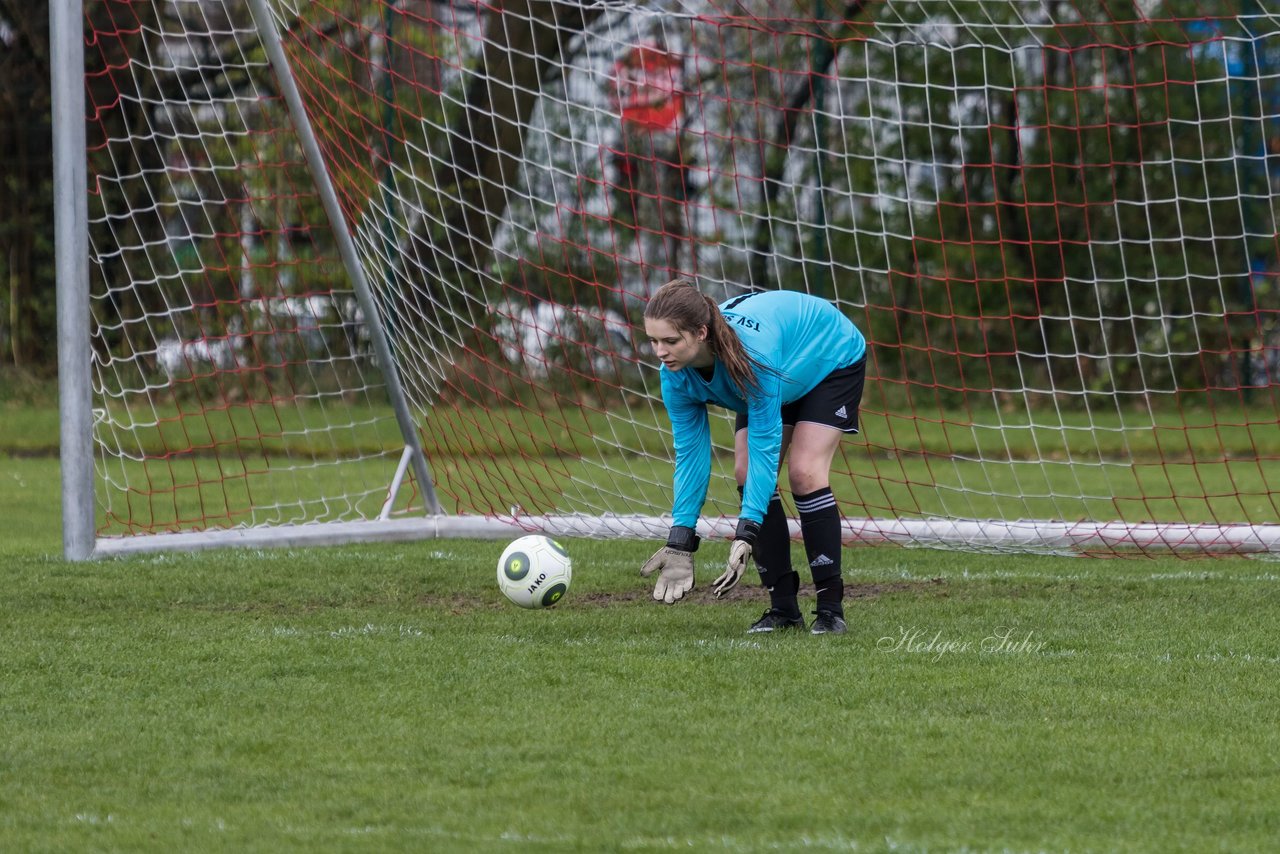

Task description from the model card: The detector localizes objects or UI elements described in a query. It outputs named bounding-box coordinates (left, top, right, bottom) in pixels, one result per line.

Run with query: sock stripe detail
left=795, top=493, right=837, bottom=513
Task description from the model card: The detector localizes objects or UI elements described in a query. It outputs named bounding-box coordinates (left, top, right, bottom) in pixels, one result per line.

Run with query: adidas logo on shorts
left=834, top=406, right=847, bottom=418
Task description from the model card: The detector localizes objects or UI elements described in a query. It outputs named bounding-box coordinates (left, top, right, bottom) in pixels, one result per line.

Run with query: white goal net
left=55, top=0, right=1280, bottom=558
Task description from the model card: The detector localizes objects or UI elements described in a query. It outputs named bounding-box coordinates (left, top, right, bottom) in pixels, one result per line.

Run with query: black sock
left=770, top=569, right=801, bottom=618
left=796, top=486, right=843, bottom=617
left=740, top=487, right=799, bottom=617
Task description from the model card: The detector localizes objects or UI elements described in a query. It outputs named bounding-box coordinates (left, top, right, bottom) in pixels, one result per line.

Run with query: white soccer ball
left=496, top=535, right=572, bottom=609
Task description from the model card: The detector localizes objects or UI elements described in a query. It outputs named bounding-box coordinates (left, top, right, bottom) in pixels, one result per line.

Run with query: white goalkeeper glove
left=640, top=526, right=699, bottom=604
left=711, top=518, right=760, bottom=597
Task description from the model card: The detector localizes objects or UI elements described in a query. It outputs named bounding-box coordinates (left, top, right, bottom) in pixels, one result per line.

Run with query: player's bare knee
left=788, top=463, right=828, bottom=496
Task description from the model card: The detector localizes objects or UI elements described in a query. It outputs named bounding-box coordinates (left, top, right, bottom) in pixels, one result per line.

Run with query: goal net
left=61, top=0, right=1280, bottom=558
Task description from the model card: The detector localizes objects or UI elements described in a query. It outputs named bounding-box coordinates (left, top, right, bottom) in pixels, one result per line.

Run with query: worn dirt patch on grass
left=420, top=577, right=946, bottom=610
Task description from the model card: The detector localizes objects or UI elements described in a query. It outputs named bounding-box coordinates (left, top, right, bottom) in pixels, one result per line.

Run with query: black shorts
left=734, top=357, right=866, bottom=435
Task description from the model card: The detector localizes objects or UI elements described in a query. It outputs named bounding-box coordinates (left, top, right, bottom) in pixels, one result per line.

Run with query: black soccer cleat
left=810, top=610, right=847, bottom=635
left=747, top=608, right=806, bottom=634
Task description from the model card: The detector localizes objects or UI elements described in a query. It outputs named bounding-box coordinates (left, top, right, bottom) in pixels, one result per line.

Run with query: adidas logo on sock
left=810, top=554, right=834, bottom=567
left=834, top=406, right=847, bottom=418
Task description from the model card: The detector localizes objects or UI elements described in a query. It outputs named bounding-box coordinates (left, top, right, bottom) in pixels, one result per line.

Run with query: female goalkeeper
left=639, top=278, right=867, bottom=635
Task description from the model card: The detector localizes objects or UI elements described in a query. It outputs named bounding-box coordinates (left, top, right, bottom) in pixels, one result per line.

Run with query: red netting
left=83, top=0, right=1280, bottom=556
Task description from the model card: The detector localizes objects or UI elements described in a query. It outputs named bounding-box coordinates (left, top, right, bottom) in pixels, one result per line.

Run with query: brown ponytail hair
left=644, top=278, right=763, bottom=397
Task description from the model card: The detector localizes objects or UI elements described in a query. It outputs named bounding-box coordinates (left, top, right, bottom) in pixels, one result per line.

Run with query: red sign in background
left=613, top=44, right=683, bottom=130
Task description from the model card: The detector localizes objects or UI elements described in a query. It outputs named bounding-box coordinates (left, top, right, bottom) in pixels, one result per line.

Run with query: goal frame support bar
left=89, top=517, right=1280, bottom=559
left=245, top=0, right=441, bottom=516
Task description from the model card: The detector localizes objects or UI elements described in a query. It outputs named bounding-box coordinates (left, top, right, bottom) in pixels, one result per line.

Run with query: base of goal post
left=87, top=515, right=1280, bottom=559
left=838, top=519, right=1280, bottom=555
left=378, top=445, right=418, bottom=521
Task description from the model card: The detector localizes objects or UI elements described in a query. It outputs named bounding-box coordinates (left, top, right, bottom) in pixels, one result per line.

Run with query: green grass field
left=3, top=375, right=1280, bottom=852
left=4, top=445, right=1280, bottom=852
left=7, top=393, right=1280, bottom=535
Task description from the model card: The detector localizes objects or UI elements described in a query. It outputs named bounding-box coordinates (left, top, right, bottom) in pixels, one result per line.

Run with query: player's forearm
left=671, top=460, right=710, bottom=528
left=741, top=422, right=781, bottom=524
left=669, top=403, right=711, bottom=529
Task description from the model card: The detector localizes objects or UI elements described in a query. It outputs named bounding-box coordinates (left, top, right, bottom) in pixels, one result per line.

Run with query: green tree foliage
left=19, top=0, right=1279, bottom=404
left=0, top=2, right=54, bottom=368
left=815, top=1, right=1277, bottom=402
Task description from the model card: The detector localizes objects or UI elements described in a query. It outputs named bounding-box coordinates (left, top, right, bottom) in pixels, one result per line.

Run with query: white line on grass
left=878, top=565, right=1280, bottom=583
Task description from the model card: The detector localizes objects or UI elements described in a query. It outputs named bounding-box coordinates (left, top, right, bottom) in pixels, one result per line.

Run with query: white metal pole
left=379, top=446, right=415, bottom=521
left=51, top=0, right=95, bottom=560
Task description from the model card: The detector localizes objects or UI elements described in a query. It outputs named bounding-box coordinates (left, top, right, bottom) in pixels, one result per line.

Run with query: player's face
left=645, top=317, right=710, bottom=371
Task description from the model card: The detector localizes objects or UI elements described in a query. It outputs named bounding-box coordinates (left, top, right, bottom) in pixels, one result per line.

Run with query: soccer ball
left=496, top=535, right=572, bottom=609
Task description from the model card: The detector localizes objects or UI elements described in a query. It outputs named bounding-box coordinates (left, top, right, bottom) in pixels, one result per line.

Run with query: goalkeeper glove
left=640, top=525, right=699, bottom=604
left=711, top=518, right=760, bottom=597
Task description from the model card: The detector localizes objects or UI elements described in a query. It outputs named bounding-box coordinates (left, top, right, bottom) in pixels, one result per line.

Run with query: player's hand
left=711, top=518, right=760, bottom=597
left=640, top=526, right=699, bottom=604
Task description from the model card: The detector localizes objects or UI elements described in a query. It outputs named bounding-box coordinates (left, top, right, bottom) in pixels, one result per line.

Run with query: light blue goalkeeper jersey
left=658, top=290, right=866, bottom=528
